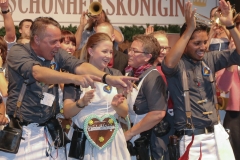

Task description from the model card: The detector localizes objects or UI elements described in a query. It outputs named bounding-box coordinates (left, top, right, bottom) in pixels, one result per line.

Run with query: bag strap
left=14, top=79, right=29, bottom=122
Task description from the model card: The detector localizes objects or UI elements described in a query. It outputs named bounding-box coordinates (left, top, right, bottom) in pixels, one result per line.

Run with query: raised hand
left=184, top=1, right=196, bottom=31
left=145, top=26, right=154, bottom=35
left=0, top=0, right=8, bottom=10
left=218, top=0, right=233, bottom=26
left=111, top=94, right=125, bottom=108
left=80, top=10, right=88, bottom=27
left=82, top=90, right=95, bottom=106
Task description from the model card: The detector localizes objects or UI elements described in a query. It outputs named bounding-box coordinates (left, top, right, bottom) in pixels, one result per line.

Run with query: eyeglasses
left=160, top=46, right=171, bottom=52
left=128, top=48, right=147, bottom=56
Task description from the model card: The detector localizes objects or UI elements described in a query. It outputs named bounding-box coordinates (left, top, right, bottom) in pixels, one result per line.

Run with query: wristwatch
left=0, top=67, right=3, bottom=73
left=1, top=9, right=10, bottom=14
left=76, top=100, right=85, bottom=108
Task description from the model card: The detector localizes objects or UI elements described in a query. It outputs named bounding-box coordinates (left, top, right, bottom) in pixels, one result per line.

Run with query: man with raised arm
left=161, top=0, right=239, bottom=159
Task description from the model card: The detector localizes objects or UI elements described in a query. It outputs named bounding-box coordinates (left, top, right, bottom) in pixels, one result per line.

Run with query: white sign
left=0, top=0, right=218, bottom=27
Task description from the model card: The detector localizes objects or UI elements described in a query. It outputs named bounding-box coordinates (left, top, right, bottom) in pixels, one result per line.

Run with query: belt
left=175, top=126, right=214, bottom=137
left=20, top=121, right=46, bottom=127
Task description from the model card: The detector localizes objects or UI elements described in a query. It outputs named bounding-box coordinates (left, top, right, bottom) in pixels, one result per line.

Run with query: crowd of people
left=0, top=0, right=240, bottom=159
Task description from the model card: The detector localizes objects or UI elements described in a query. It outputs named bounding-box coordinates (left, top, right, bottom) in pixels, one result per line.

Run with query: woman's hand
left=81, top=89, right=95, bottom=106
left=111, top=94, right=125, bottom=108
left=0, top=114, right=9, bottom=125
left=124, top=129, right=134, bottom=141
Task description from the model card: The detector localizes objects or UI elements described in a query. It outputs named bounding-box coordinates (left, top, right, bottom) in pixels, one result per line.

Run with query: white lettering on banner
left=1, top=0, right=217, bottom=27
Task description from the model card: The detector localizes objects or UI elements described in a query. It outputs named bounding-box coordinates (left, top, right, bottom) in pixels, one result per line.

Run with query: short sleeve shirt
left=161, top=50, right=240, bottom=130
left=6, top=43, right=83, bottom=123
left=128, top=67, right=167, bottom=115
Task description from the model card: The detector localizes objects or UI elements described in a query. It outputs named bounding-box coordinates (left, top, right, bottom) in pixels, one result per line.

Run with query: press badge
left=40, top=92, right=55, bottom=107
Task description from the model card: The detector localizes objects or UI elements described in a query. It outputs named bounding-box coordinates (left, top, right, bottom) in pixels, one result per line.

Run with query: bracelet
left=102, top=73, right=109, bottom=84
left=76, top=100, right=85, bottom=108
left=226, top=24, right=235, bottom=30
left=1, top=9, right=10, bottom=14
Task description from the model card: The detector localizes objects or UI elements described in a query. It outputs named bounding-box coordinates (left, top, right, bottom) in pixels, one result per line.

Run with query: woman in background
left=60, top=30, right=76, bottom=56
left=215, top=14, right=240, bottom=160
left=124, top=34, right=168, bottom=160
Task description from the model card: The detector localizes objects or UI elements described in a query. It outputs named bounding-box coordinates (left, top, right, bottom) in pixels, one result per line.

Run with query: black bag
left=134, top=136, right=151, bottom=160
left=153, top=118, right=171, bottom=137
left=45, top=118, right=70, bottom=148
left=68, top=127, right=86, bottom=160
left=0, top=118, right=23, bottom=154
left=127, top=133, right=151, bottom=160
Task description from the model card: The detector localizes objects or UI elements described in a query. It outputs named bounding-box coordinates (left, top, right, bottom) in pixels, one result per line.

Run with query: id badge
left=40, top=92, right=55, bottom=107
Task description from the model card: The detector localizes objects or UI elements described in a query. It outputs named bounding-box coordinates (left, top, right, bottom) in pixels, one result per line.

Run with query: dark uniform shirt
left=128, top=67, right=167, bottom=114
left=162, top=49, right=240, bottom=130
left=7, top=43, right=83, bottom=123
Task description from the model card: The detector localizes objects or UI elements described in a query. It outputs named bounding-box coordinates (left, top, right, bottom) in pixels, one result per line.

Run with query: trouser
left=179, top=133, right=218, bottom=160
left=224, top=111, right=240, bottom=160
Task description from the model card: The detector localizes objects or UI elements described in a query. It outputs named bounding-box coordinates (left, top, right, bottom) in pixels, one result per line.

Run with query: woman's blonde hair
left=80, top=32, right=112, bottom=62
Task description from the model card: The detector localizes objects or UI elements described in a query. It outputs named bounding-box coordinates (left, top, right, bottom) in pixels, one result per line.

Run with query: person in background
left=124, top=34, right=167, bottom=160
left=145, top=26, right=175, bottom=160
left=208, top=6, right=230, bottom=51
left=17, top=19, right=33, bottom=44
left=60, top=30, right=76, bottom=56
left=75, top=8, right=124, bottom=50
left=58, top=30, right=77, bottom=135
left=215, top=14, right=240, bottom=160
left=208, top=6, right=235, bottom=125
left=95, top=22, right=128, bottom=74
left=63, top=32, right=130, bottom=160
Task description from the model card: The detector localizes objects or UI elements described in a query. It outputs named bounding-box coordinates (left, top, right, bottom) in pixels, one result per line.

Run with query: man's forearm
left=3, top=10, right=16, bottom=42
left=74, top=62, right=105, bottom=80
left=32, top=65, right=76, bottom=84
left=165, top=28, right=194, bottom=68
left=229, top=26, right=240, bottom=55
